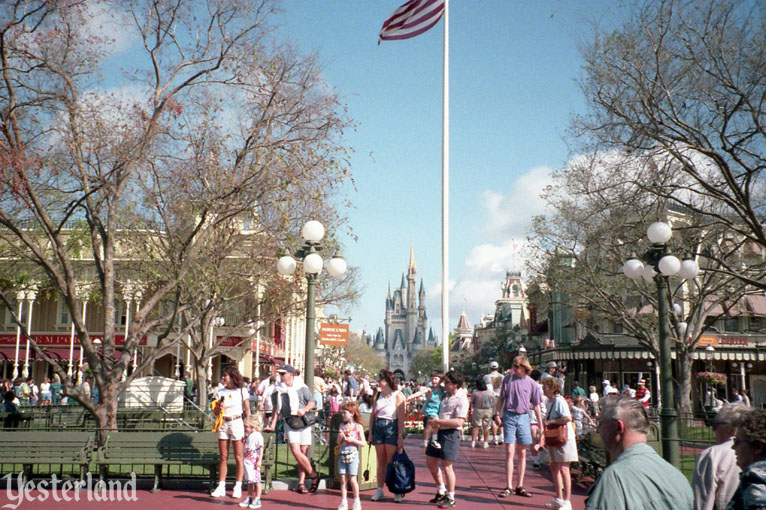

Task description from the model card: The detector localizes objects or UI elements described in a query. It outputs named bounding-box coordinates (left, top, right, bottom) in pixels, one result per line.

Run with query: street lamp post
left=277, top=220, right=347, bottom=393
left=622, top=221, right=699, bottom=469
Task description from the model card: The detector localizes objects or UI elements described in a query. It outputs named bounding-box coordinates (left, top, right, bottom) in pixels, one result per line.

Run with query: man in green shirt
left=586, top=396, right=693, bottom=510
left=571, top=381, right=586, bottom=398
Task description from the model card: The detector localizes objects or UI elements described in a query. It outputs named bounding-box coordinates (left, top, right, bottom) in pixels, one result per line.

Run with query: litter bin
left=328, top=411, right=378, bottom=490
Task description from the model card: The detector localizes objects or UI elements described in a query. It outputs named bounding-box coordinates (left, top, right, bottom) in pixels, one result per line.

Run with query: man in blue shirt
left=586, top=396, right=693, bottom=510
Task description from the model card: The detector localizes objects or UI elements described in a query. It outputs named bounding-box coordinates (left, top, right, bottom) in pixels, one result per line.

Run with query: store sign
left=696, top=334, right=719, bottom=347
left=720, top=336, right=749, bottom=346
left=0, top=333, right=147, bottom=345
left=319, top=323, right=350, bottom=346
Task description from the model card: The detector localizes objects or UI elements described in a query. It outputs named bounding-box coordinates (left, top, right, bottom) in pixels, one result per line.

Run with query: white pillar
left=12, top=291, right=25, bottom=379
left=22, top=288, right=37, bottom=378
left=67, top=304, right=76, bottom=377
left=132, top=297, right=141, bottom=375
left=78, top=301, right=88, bottom=384
left=740, top=364, right=746, bottom=392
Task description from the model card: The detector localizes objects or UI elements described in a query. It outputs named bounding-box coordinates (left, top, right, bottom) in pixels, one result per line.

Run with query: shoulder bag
left=543, top=396, right=568, bottom=448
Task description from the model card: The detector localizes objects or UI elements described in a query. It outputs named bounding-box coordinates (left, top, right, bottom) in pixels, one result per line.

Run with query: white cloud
left=83, top=3, right=137, bottom=57
left=426, top=166, right=553, bottom=338
left=481, top=165, right=553, bottom=238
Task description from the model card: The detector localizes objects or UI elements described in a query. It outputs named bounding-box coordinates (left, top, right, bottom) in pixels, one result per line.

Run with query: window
left=4, top=300, right=28, bottom=327
left=56, top=297, right=71, bottom=327
left=748, top=316, right=763, bottom=332
left=115, top=301, right=127, bottom=328
left=723, top=318, right=739, bottom=332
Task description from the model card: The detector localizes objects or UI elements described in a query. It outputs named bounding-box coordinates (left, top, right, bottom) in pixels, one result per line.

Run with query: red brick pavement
left=0, top=438, right=589, bottom=509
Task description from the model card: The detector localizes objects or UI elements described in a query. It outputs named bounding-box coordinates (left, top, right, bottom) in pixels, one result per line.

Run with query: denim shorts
left=502, top=410, right=533, bottom=445
left=337, top=448, right=360, bottom=475
left=372, top=418, right=399, bottom=446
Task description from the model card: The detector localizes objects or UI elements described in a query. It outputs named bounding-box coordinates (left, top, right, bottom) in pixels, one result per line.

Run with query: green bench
left=0, top=431, right=92, bottom=484
left=96, top=430, right=276, bottom=493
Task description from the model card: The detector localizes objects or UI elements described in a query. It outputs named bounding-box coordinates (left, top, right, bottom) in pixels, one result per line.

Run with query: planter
left=695, top=372, right=727, bottom=386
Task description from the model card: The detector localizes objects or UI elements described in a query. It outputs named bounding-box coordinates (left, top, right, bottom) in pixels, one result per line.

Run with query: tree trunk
left=196, top=362, right=209, bottom=411
left=94, top=379, right=119, bottom=443
left=676, top=355, right=693, bottom=415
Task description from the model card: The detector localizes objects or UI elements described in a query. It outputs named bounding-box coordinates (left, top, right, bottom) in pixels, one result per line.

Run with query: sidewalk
left=0, top=438, right=589, bottom=509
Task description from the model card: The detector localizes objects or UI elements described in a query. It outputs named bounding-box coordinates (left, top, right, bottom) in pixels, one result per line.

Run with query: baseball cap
left=489, top=361, right=499, bottom=369
left=546, top=361, right=558, bottom=369
left=638, top=379, right=646, bottom=385
left=277, top=365, right=296, bottom=374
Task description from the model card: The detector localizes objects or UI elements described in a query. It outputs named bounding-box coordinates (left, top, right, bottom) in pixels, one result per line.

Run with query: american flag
left=379, top=0, right=445, bottom=42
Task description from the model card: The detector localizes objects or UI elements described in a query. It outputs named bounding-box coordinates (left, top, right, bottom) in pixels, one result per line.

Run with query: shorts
left=423, top=415, right=437, bottom=428
left=426, top=428, right=460, bottom=461
left=285, top=422, right=312, bottom=445
left=244, top=459, right=261, bottom=483
left=502, top=411, right=532, bottom=445
left=372, top=418, right=399, bottom=446
left=40, top=392, right=52, bottom=401
left=218, top=417, right=245, bottom=440
left=471, top=408, right=492, bottom=429
left=337, top=449, right=360, bottom=475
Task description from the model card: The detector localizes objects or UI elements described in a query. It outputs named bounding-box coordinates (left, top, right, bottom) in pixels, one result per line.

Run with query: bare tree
left=573, top=0, right=766, bottom=288
left=529, top=153, right=751, bottom=412
left=0, top=0, right=353, bottom=433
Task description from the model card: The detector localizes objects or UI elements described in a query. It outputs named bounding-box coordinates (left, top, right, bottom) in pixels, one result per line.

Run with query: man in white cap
left=602, top=379, right=615, bottom=397
left=635, top=379, right=650, bottom=408
left=541, top=361, right=565, bottom=393
left=483, top=361, right=504, bottom=444
left=264, top=365, right=320, bottom=493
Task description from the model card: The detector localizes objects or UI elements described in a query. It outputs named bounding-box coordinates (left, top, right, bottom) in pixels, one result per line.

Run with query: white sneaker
left=232, top=485, right=242, bottom=499
left=239, top=498, right=252, bottom=508
left=544, top=498, right=565, bottom=509
left=422, top=439, right=428, bottom=448
left=249, top=499, right=262, bottom=509
left=394, top=493, right=403, bottom=503
left=211, top=483, right=226, bottom=498
left=483, top=441, right=490, bottom=448
left=558, top=501, right=572, bottom=510
left=470, top=441, right=476, bottom=448
left=371, top=487, right=384, bottom=501
left=352, top=499, right=362, bottom=510
left=338, top=501, right=348, bottom=510
left=430, top=438, right=442, bottom=449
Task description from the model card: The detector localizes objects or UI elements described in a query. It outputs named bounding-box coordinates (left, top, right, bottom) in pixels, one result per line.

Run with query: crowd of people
left=205, top=356, right=766, bottom=510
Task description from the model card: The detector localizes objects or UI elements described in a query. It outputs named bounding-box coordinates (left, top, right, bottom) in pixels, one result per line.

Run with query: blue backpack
left=385, top=450, right=416, bottom=495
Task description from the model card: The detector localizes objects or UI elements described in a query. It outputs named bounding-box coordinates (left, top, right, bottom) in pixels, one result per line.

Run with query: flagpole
left=441, top=0, right=450, bottom=373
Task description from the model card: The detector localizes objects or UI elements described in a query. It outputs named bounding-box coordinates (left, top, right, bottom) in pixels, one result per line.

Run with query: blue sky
left=272, top=1, right=620, bottom=340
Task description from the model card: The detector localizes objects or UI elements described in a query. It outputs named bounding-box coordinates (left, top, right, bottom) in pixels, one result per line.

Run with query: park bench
left=574, top=431, right=608, bottom=482
left=96, top=430, right=277, bottom=493
left=0, top=431, right=93, bottom=484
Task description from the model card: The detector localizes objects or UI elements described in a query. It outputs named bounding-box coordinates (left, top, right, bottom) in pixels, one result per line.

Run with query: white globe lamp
left=327, top=255, right=347, bottom=278
left=679, top=259, right=699, bottom=280
left=647, top=222, right=672, bottom=244
left=623, top=259, right=644, bottom=279
left=642, top=264, right=656, bottom=283
left=678, top=321, right=687, bottom=339
left=303, top=252, right=324, bottom=274
left=658, top=255, right=681, bottom=276
left=302, top=221, right=325, bottom=243
left=277, top=255, right=297, bottom=275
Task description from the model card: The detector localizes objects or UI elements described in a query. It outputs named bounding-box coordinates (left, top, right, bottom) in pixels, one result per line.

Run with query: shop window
left=4, top=300, right=28, bottom=327
left=723, top=317, right=739, bottom=332
left=56, top=296, right=71, bottom=327
left=748, top=316, right=763, bottom=332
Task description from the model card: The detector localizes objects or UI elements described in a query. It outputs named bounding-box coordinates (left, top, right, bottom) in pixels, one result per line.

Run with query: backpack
left=385, top=450, right=416, bottom=495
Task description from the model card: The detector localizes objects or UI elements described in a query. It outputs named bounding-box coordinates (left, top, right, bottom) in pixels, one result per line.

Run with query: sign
left=720, top=336, right=748, bottom=346
left=319, top=323, right=350, bottom=346
left=696, top=334, right=719, bottom=347
left=0, top=333, right=147, bottom=346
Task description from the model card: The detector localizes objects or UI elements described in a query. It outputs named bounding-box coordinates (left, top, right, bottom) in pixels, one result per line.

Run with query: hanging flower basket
left=696, top=372, right=727, bottom=386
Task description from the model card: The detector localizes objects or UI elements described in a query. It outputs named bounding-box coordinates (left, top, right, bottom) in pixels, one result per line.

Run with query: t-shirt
left=344, top=376, right=358, bottom=397
left=215, top=387, right=249, bottom=418
left=499, top=374, right=542, bottom=414
left=572, top=386, right=586, bottom=397
left=422, top=386, right=445, bottom=418
left=244, top=431, right=264, bottom=463
left=261, top=384, right=276, bottom=413
left=546, top=395, right=575, bottom=442
left=273, top=383, right=313, bottom=418
left=484, top=371, right=504, bottom=396
left=438, top=390, right=469, bottom=428
left=471, top=389, right=494, bottom=410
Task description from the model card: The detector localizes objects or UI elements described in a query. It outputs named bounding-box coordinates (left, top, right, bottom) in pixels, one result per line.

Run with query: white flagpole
left=441, top=0, right=450, bottom=373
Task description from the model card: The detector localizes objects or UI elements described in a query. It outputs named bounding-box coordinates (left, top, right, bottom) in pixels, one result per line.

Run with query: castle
left=365, top=245, right=436, bottom=377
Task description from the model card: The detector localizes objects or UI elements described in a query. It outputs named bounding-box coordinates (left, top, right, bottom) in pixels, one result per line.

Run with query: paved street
left=0, top=438, right=589, bottom=509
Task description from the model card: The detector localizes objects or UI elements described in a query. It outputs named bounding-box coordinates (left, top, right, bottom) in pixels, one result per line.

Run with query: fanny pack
left=285, top=411, right=316, bottom=430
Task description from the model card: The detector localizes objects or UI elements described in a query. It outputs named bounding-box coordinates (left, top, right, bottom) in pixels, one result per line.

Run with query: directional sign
left=319, top=323, right=350, bottom=346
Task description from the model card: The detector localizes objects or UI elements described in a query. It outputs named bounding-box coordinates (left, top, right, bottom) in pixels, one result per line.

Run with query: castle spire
left=409, top=235, right=416, bottom=272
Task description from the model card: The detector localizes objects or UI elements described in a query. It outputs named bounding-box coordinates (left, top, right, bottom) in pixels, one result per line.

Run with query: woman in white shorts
left=211, top=366, right=251, bottom=499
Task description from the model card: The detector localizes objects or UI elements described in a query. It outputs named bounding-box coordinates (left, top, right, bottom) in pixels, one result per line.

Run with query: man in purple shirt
left=493, top=355, right=544, bottom=499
